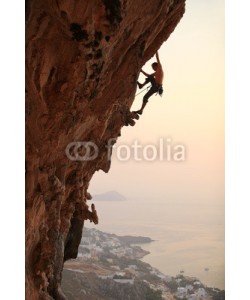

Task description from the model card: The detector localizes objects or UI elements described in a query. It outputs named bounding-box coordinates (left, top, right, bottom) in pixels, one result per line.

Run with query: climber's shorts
left=143, top=81, right=162, bottom=102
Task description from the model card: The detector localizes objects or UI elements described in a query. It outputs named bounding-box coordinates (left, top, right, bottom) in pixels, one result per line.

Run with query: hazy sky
left=90, top=0, right=224, bottom=206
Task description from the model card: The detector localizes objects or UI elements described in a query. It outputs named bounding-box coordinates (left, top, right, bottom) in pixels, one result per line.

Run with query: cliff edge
left=25, top=0, right=185, bottom=299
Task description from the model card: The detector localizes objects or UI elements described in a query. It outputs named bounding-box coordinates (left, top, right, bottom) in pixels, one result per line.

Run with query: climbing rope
left=135, top=85, right=151, bottom=97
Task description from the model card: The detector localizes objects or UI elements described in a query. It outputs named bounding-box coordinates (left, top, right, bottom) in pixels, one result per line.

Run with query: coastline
left=86, top=197, right=225, bottom=290
left=62, top=227, right=224, bottom=299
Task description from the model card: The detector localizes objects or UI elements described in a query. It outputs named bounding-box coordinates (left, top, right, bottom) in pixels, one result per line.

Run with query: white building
left=78, top=253, right=91, bottom=259
left=98, top=275, right=113, bottom=280
left=114, top=271, right=126, bottom=277
left=186, top=284, right=194, bottom=292
left=110, top=265, right=120, bottom=270
left=196, top=287, right=207, bottom=297
left=176, top=287, right=187, bottom=298
left=128, top=265, right=138, bottom=270
left=113, top=279, right=134, bottom=285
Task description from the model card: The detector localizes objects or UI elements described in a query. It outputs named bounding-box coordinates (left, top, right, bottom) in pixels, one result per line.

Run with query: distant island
left=62, top=228, right=225, bottom=300
left=93, top=190, right=127, bottom=201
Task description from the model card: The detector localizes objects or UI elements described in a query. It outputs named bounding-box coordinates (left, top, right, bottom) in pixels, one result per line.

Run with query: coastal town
left=62, top=228, right=224, bottom=300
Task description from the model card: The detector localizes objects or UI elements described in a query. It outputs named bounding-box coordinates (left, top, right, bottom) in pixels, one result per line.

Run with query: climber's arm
left=156, top=51, right=161, bottom=66
left=140, top=69, right=150, bottom=77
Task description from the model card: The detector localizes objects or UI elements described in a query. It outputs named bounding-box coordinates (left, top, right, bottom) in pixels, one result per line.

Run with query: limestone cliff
left=25, top=0, right=185, bottom=299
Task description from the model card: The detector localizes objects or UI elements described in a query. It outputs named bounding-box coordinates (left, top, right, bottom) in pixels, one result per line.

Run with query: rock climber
left=134, top=51, right=164, bottom=115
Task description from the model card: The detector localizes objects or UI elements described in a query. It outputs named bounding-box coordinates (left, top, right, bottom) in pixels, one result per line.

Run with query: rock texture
left=25, top=0, right=185, bottom=299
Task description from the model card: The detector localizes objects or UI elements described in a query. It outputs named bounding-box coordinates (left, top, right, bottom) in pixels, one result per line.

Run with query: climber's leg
left=137, top=75, right=154, bottom=89
left=135, top=86, right=157, bottom=114
left=137, top=81, right=145, bottom=89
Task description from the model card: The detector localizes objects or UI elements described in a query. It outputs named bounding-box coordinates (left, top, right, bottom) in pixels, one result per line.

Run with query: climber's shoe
left=131, top=112, right=140, bottom=120
left=135, top=110, right=142, bottom=115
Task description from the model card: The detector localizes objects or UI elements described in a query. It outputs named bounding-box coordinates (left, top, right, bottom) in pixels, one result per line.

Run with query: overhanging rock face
left=25, top=0, right=185, bottom=299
